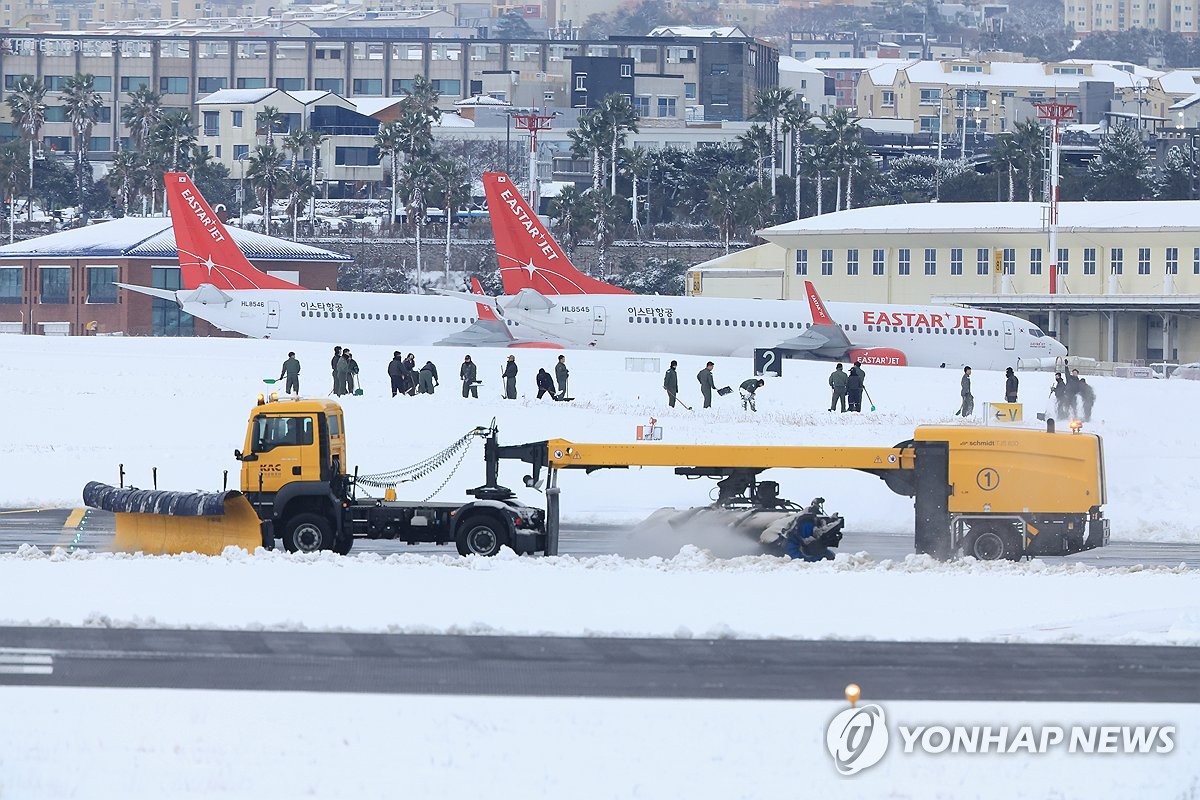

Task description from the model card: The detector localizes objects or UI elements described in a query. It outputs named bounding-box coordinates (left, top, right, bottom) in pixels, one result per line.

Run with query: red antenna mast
left=510, top=111, right=555, bottom=214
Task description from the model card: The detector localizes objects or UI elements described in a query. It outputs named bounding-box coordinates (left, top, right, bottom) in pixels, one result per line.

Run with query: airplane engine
left=848, top=347, right=908, bottom=367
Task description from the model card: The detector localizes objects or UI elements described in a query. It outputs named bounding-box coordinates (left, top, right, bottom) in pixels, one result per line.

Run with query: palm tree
left=5, top=75, right=47, bottom=222
left=821, top=108, right=864, bottom=211
left=283, top=128, right=306, bottom=169
left=991, top=133, right=1020, bottom=201
left=588, top=187, right=623, bottom=277
left=255, top=105, right=286, bottom=147
left=0, top=142, right=30, bottom=242
left=752, top=87, right=794, bottom=206
left=121, top=85, right=162, bottom=152
left=781, top=100, right=814, bottom=220
left=597, top=93, right=638, bottom=194
left=152, top=109, right=195, bottom=172
left=738, top=124, right=772, bottom=186
left=842, top=138, right=872, bottom=211
left=568, top=112, right=606, bottom=192
left=619, top=145, right=651, bottom=236
left=246, top=144, right=288, bottom=234
left=302, top=128, right=325, bottom=223
left=282, top=165, right=315, bottom=239
left=431, top=157, right=468, bottom=283
left=797, top=145, right=829, bottom=216
left=1013, top=119, right=1045, bottom=201
left=105, top=149, right=140, bottom=217
left=397, top=75, right=442, bottom=128
left=398, top=156, right=434, bottom=290
left=707, top=168, right=745, bottom=254
left=547, top=183, right=586, bottom=254
left=60, top=74, right=103, bottom=206
left=374, top=121, right=405, bottom=225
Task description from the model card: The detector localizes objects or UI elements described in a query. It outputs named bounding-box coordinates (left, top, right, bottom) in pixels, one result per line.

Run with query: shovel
left=865, top=389, right=876, bottom=412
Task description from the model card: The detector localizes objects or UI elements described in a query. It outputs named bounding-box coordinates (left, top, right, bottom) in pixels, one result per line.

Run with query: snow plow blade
left=82, top=481, right=263, bottom=555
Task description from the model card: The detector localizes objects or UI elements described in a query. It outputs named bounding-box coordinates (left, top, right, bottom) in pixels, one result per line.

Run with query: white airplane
left=120, top=173, right=558, bottom=349
left=465, top=172, right=1067, bottom=369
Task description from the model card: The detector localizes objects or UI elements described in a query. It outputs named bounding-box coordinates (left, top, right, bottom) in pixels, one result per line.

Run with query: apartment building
left=1065, top=0, right=1198, bottom=35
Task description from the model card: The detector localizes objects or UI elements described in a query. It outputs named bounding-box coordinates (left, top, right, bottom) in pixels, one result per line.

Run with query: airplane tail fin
left=164, top=172, right=301, bottom=291
left=803, top=281, right=836, bottom=327
left=483, top=172, right=631, bottom=296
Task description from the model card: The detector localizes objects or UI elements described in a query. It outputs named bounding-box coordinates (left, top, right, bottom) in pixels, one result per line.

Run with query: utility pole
left=1034, top=101, right=1076, bottom=335
left=510, top=110, right=554, bottom=214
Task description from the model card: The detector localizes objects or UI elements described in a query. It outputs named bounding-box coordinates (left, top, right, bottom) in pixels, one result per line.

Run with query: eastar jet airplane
left=119, top=172, right=556, bottom=348
left=472, top=172, right=1066, bottom=368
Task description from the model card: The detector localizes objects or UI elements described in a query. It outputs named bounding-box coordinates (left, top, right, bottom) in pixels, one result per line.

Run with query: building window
left=795, top=249, right=808, bottom=275
left=924, top=247, right=936, bottom=275
left=233, top=144, right=249, bottom=160
left=1084, top=247, right=1097, bottom=275
left=977, top=247, right=990, bottom=275
left=919, top=88, right=942, bottom=105
left=202, top=110, right=219, bottom=136
left=335, top=146, right=378, bottom=166
left=152, top=267, right=193, bottom=336
left=86, top=266, right=117, bottom=304
left=89, top=136, right=111, bottom=151
left=230, top=110, right=242, bottom=128
left=821, top=249, right=833, bottom=276
left=620, top=63, right=632, bottom=78
left=0, top=268, right=21, bottom=303
left=1138, top=247, right=1151, bottom=275
left=314, top=78, right=344, bottom=94
left=235, top=77, right=266, bottom=89
left=39, top=267, right=69, bottom=304
left=1110, top=247, right=1123, bottom=274
left=352, top=78, right=383, bottom=96
left=657, top=97, right=676, bottom=117
left=276, top=77, right=305, bottom=91
left=159, top=76, right=188, bottom=94
left=632, top=96, right=650, bottom=117
left=898, top=248, right=911, bottom=276
left=847, top=249, right=859, bottom=275
left=882, top=91, right=895, bottom=107
left=1057, top=247, right=1069, bottom=274
left=1002, top=248, right=1015, bottom=275
left=92, top=76, right=112, bottom=92
left=872, top=248, right=885, bottom=275
left=1030, top=247, right=1042, bottom=275
left=119, top=76, right=148, bottom=92
left=432, top=79, right=460, bottom=96
left=950, top=248, right=963, bottom=275
left=44, top=107, right=67, bottom=123
left=198, top=76, right=227, bottom=94
left=710, top=63, right=729, bottom=76
left=685, top=82, right=696, bottom=100
left=575, top=74, right=586, bottom=91
left=1167, top=246, right=1179, bottom=274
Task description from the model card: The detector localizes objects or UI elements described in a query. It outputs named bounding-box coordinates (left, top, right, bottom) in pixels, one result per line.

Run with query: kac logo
left=826, top=703, right=889, bottom=776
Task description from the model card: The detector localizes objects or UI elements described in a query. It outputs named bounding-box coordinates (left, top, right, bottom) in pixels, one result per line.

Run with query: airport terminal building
left=689, top=201, right=1200, bottom=364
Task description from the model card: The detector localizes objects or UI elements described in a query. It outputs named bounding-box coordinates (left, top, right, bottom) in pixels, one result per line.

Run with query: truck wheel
left=963, top=526, right=1021, bottom=561
left=283, top=513, right=333, bottom=553
left=455, top=516, right=509, bottom=557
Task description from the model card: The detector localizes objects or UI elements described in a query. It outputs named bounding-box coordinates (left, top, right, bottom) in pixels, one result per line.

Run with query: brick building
left=0, top=218, right=348, bottom=337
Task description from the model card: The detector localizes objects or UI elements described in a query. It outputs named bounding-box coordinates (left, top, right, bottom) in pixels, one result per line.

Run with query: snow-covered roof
left=288, top=90, right=334, bottom=105
left=197, top=88, right=279, bottom=105
left=800, top=57, right=909, bottom=72
left=349, top=97, right=403, bottom=117
left=454, top=94, right=511, bottom=107
left=779, top=55, right=823, bottom=74
left=435, top=113, right=474, bottom=128
left=1169, top=92, right=1200, bottom=110
left=895, top=59, right=1159, bottom=90
left=760, top=201, right=1200, bottom=239
left=647, top=25, right=748, bottom=38
left=1158, top=69, right=1200, bottom=95
left=0, top=217, right=351, bottom=261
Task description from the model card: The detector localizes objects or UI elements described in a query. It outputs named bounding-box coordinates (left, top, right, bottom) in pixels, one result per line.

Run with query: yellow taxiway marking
left=63, top=508, right=87, bottom=529
left=0, top=508, right=53, bottom=515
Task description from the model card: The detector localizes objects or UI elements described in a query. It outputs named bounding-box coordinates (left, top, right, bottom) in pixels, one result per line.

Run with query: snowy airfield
left=3, top=333, right=1200, bottom=799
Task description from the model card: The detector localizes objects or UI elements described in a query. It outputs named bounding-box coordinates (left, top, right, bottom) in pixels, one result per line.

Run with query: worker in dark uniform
left=536, top=368, right=557, bottom=400
left=739, top=378, right=765, bottom=412
left=330, top=346, right=343, bottom=394
left=958, top=366, right=974, bottom=417
left=388, top=351, right=405, bottom=397
left=279, top=351, right=300, bottom=396
left=846, top=361, right=865, bottom=412
left=502, top=355, right=518, bottom=399
left=828, top=363, right=848, bottom=412
left=1005, top=367, right=1019, bottom=403
left=460, top=355, right=478, bottom=399
left=697, top=361, right=716, bottom=408
left=418, top=360, right=439, bottom=394
left=554, top=355, right=570, bottom=400
left=664, top=360, right=679, bottom=407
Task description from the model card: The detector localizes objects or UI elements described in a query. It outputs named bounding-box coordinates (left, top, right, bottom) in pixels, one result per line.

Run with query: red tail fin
left=483, top=172, right=631, bottom=296
left=469, top=276, right=498, bottom=321
left=804, top=280, right=836, bottom=326
left=164, top=172, right=301, bottom=291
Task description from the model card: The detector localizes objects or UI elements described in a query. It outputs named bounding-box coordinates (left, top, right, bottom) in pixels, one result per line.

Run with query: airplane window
left=806, top=322, right=811, bottom=329
left=629, top=316, right=635, bottom=323
left=300, top=311, right=305, bottom=318
left=852, top=325, right=857, bottom=331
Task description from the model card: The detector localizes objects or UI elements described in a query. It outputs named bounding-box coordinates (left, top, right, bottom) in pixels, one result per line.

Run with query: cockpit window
left=252, top=415, right=314, bottom=452
left=1028, top=329, right=1044, bottom=338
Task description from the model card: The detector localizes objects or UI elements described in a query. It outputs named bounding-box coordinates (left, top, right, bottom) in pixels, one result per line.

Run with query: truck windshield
left=252, top=415, right=314, bottom=452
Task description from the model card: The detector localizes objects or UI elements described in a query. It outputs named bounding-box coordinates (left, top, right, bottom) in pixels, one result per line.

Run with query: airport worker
left=1005, top=367, right=1019, bottom=404
left=846, top=361, right=866, bottom=412
left=739, top=378, right=765, bottom=412
left=460, top=355, right=478, bottom=399
left=536, top=368, right=557, bottom=400
left=555, top=354, right=570, bottom=400
left=418, top=360, right=439, bottom=394
left=664, top=360, right=679, bottom=407
left=388, top=352, right=405, bottom=397
left=697, top=362, right=716, bottom=408
left=280, top=352, right=300, bottom=396
left=828, top=363, right=848, bottom=412
left=958, top=366, right=974, bottom=417
left=503, top=355, right=518, bottom=399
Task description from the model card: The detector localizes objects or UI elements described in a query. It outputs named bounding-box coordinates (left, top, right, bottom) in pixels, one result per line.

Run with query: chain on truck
left=83, top=393, right=1109, bottom=562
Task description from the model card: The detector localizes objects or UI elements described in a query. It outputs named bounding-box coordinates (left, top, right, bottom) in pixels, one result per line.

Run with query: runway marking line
left=63, top=508, right=87, bottom=529
left=0, top=508, right=53, bottom=516
left=0, top=649, right=54, bottom=676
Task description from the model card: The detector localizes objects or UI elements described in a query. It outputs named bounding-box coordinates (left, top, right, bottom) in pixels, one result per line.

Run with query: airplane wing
left=117, top=283, right=179, bottom=303
left=772, top=328, right=836, bottom=352
left=118, top=282, right=234, bottom=306
left=433, top=281, right=565, bottom=348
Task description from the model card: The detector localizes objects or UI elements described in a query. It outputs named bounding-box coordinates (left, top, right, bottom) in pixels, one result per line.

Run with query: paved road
left=0, top=627, right=1196, bottom=702
left=2, top=506, right=1197, bottom=566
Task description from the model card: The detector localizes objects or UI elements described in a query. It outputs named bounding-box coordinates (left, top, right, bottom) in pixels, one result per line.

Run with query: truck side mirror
left=235, top=450, right=258, bottom=462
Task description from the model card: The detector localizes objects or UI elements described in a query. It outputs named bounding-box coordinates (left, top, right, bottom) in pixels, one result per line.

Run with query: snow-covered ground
left=3, top=334, right=1199, bottom=798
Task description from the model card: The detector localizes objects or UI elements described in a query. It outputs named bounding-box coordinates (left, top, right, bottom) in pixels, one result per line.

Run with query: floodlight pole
left=510, top=111, right=554, bottom=214
left=1034, top=101, right=1076, bottom=335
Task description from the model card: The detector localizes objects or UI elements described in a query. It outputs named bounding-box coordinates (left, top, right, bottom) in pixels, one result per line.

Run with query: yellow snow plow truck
left=83, top=395, right=547, bottom=557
